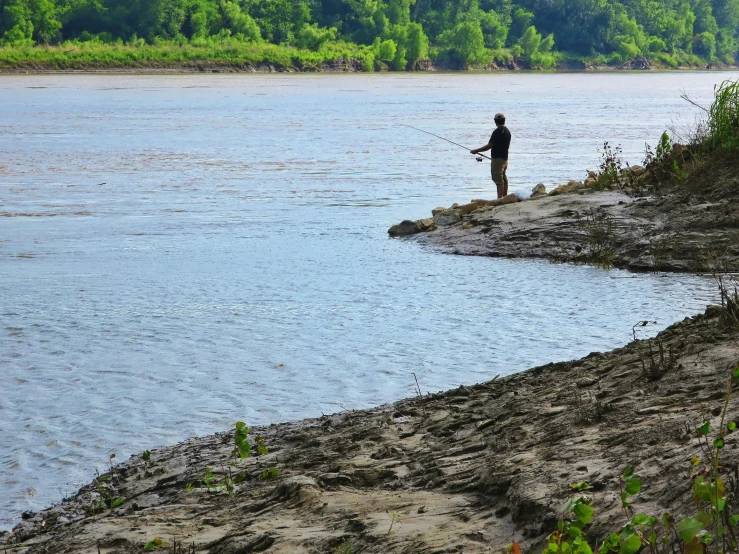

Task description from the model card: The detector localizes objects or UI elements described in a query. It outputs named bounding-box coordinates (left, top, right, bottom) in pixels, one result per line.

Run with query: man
left=470, top=113, right=511, bottom=199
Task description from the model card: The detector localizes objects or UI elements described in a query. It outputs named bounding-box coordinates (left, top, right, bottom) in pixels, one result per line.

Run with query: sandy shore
left=3, top=306, right=738, bottom=553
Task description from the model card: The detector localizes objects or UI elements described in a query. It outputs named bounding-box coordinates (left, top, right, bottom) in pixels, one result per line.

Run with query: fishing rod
left=400, top=124, right=492, bottom=161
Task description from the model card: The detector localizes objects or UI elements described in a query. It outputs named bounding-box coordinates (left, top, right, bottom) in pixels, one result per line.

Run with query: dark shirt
left=489, top=126, right=511, bottom=160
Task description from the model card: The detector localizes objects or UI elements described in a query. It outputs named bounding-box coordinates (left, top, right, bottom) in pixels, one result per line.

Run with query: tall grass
left=709, top=79, right=739, bottom=151
left=0, top=40, right=372, bottom=71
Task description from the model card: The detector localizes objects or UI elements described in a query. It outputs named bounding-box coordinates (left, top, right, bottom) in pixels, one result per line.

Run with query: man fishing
left=470, top=113, right=511, bottom=199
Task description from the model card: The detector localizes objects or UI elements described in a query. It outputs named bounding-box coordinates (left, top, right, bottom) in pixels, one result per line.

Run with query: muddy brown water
left=0, top=72, right=734, bottom=529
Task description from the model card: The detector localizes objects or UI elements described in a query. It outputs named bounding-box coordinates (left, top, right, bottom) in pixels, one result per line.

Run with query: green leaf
left=729, top=422, right=737, bottom=432
left=622, top=466, right=634, bottom=479
left=577, top=540, right=594, bottom=554
left=714, top=438, right=725, bottom=449
left=235, top=421, right=247, bottom=431
left=144, top=537, right=165, bottom=551
left=574, top=503, right=594, bottom=525
left=111, top=497, right=125, bottom=508
left=677, top=517, right=704, bottom=542
left=729, top=514, right=739, bottom=527
left=632, top=513, right=655, bottom=526
left=624, top=479, right=641, bottom=495
left=619, top=534, right=641, bottom=554
left=697, top=421, right=711, bottom=436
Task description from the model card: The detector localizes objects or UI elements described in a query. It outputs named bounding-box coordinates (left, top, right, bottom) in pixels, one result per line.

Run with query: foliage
left=709, top=79, right=739, bottom=151
left=0, top=0, right=736, bottom=68
left=596, top=141, right=625, bottom=187
left=144, top=537, right=166, bottom=551
left=508, top=365, right=739, bottom=554
left=259, top=467, right=280, bottom=480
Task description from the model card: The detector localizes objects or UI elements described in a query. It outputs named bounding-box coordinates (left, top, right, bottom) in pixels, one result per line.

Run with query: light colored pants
left=491, top=158, right=508, bottom=187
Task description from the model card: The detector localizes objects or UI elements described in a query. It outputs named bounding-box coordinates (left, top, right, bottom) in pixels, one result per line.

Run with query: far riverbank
left=1, top=44, right=736, bottom=74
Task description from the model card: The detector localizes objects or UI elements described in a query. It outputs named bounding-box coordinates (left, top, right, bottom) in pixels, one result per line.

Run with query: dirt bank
left=396, top=152, right=739, bottom=273
left=3, top=307, right=738, bottom=553
left=1, top=58, right=735, bottom=74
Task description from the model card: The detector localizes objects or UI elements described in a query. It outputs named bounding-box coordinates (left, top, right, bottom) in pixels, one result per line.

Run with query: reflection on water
left=0, top=72, right=734, bottom=529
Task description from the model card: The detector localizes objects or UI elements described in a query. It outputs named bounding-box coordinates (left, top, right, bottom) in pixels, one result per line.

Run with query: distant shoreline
left=1, top=56, right=736, bottom=75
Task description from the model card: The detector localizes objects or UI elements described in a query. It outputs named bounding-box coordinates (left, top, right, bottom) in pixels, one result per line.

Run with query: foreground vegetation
left=0, top=0, right=737, bottom=70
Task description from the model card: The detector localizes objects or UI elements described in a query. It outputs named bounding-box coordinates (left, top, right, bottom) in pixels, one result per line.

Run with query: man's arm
left=470, top=142, right=493, bottom=155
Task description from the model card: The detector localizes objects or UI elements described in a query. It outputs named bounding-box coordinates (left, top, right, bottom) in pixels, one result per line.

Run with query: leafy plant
left=144, top=537, right=166, bottom=551
left=259, top=467, right=280, bottom=480
left=596, top=142, right=625, bottom=188
left=233, top=421, right=251, bottom=459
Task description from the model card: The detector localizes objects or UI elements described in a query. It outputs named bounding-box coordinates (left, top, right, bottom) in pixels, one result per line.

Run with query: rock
left=587, top=170, right=597, bottom=179
left=531, top=184, right=547, bottom=199
left=584, top=177, right=598, bottom=188
left=388, top=220, right=421, bottom=237
left=416, top=218, right=437, bottom=232
left=531, top=183, right=546, bottom=195
left=549, top=180, right=584, bottom=196
left=462, top=222, right=476, bottom=230
left=431, top=206, right=447, bottom=216
left=433, top=209, right=462, bottom=226
left=705, top=305, right=723, bottom=318
left=471, top=194, right=519, bottom=209
left=456, top=201, right=481, bottom=214
left=628, top=165, right=646, bottom=177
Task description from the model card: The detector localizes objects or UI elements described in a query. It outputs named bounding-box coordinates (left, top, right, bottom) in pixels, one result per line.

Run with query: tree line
left=1, top=0, right=737, bottom=67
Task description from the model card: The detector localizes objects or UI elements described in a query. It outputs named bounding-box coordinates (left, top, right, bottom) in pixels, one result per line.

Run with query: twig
left=680, top=89, right=709, bottom=114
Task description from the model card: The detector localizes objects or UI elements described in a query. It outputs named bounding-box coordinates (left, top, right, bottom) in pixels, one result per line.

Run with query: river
left=0, top=71, right=734, bottom=529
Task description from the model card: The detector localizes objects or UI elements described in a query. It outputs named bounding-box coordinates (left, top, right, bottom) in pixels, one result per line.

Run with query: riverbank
left=391, top=149, right=739, bottom=273
left=2, top=305, right=737, bottom=553
left=0, top=43, right=733, bottom=73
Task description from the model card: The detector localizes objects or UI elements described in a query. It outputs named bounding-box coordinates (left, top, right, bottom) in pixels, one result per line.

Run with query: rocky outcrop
left=389, top=195, right=520, bottom=236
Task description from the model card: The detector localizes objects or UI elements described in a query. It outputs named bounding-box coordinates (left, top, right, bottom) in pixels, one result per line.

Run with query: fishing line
left=400, top=124, right=492, bottom=161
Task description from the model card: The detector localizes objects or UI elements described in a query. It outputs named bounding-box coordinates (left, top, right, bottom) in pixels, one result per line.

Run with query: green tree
left=439, top=20, right=487, bottom=66
left=405, top=21, right=429, bottom=64
left=694, top=30, right=717, bottom=58
left=378, top=36, right=396, bottom=59
left=1, top=0, right=35, bottom=45
left=478, top=8, right=507, bottom=48
left=294, top=22, right=336, bottom=49
left=507, top=7, right=532, bottom=44
left=518, top=24, right=540, bottom=56
left=222, top=1, right=261, bottom=40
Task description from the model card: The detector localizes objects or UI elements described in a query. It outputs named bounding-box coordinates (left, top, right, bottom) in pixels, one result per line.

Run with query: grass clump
left=709, top=80, right=739, bottom=152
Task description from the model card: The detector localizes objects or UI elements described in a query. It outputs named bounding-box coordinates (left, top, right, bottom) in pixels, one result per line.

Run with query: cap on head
left=494, top=113, right=506, bottom=125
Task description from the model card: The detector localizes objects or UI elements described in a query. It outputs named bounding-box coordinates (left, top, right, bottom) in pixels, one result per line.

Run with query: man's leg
left=502, top=160, right=509, bottom=197
left=491, top=158, right=504, bottom=199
